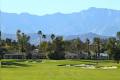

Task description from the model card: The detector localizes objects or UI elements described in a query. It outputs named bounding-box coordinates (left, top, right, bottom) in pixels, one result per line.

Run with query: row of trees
left=0, top=30, right=120, bottom=63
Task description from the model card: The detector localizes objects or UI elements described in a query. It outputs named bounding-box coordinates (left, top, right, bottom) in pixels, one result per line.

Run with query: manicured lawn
left=0, top=60, right=120, bottom=80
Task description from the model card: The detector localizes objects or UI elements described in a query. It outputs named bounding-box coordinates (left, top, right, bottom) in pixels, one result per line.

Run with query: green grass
left=0, top=60, right=120, bottom=80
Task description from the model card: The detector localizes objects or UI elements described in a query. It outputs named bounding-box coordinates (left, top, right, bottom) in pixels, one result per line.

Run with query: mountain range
left=1, top=7, right=120, bottom=36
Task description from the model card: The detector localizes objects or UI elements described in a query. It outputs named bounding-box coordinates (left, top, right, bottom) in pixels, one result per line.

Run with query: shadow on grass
left=70, top=59, right=113, bottom=63
left=1, top=61, right=31, bottom=68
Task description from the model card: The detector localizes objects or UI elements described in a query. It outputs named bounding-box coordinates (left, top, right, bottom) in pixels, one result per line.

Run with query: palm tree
left=16, top=30, right=21, bottom=53
left=86, top=38, right=91, bottom=59
left=37, top=30, right=42, bottom=44
left=42, top=34, right=46, bottom=41
left=51, top=34, right=55, bottom=43
left=21, top=33, right=26, bottom=52
left=37, top=30, right=43, bottom=53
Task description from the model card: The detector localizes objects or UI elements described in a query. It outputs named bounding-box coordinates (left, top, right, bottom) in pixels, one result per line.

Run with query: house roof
left=4, top=52, right=26, bottom=55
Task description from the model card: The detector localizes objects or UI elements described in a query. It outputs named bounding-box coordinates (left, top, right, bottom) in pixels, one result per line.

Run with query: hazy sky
left=1, top=0, right=120, bottom=15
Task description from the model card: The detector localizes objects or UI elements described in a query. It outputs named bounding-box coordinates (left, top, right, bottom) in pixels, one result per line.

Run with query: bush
left=113, top=48, right=120, bottom=64
left=48, top=51, right=65, bottom=60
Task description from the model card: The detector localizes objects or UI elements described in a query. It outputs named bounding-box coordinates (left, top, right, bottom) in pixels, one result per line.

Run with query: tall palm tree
left=16, top=30, right=21, bottom=53
left=86, top=38, right=91, bottom=59
left=37, top=30, right=43, bottom=53
left=42, top=34, right=46, bottom=41
left=51, top=34, right=55, bottom=43
left=37, top=30, right=42, bottom=44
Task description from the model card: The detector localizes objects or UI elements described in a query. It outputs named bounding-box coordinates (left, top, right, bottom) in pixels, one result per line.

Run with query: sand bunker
left=59, top=64, right=118, bottom=69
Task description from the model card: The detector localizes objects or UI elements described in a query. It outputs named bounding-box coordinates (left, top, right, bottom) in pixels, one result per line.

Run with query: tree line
left=0, top=30, right=120, bottom=63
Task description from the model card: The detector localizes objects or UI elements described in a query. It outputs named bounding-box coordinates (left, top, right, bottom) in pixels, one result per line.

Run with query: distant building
left=30, top=49, right=46, bottom=59
left=65, top=52, right=87, bottom=59
left=99, top=53, right=109, bottom=60
left=4, top=52, right=26, bottom=59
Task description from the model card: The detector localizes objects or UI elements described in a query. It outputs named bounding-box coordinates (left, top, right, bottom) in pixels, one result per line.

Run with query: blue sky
left=1, top=0, right=120, bottom=15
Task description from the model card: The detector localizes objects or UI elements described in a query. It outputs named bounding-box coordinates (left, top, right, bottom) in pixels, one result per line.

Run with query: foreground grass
left=0, top=60, right=120, bottom=80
